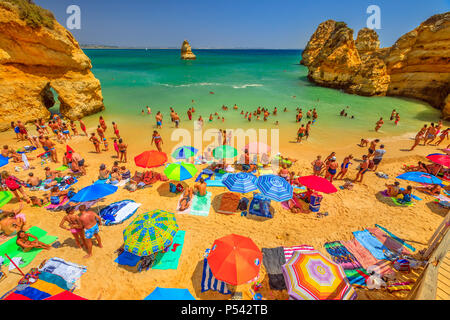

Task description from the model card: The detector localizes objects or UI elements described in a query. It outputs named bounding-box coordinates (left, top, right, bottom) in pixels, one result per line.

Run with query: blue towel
left=201, top=249, right=232, bottom=295
left=115, top=251, right=141, bottom=267
left=38, top=271, right=70, bottom=291
left=15, top=286, right=51, bottom=300
left=353, top=230, right=395, bottom=260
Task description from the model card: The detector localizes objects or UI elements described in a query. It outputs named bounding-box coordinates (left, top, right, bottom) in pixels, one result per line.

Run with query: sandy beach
left=0, top=117, right=447, bottom=300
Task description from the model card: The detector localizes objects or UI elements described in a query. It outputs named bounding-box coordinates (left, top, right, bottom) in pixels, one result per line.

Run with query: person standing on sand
left=59, top=206, right=86, bottom=249
left=424, top=123, right=437, bottom=145
left=70, top=121, right=78, bottom=136
left=96, top=125, right=105, bottom=140
left=297, top=125, right=306, bottom=143
left=99, top=116, right=107, bottom=132
left=43, top=137, right=58, bottom=163
left=375, top=117, right=384, bottom=132
left=410, top=125, right=427, bottom=151
left=324, top=157, right=338, bottom=183
left=354, top=155, right=370, bottom=183
left=79, top=120, right=87, bottom=136
left=311, top=156, right=323, bottom=176
left=89, top=133, right=101, bottom=153
left=118, top=138, right=128, bottom=162
left=112, top=122, right=120, bottom=139
left=79, top=205, right=103, bottom=259
left=335, top=155, right=353, bottom=180
left=305, top=121, right=312, bottom=140
left=151, top=131, right=163, bottom=152
left=367, top=139, right=380, bottom=158
left=113, top=139, right=120, bottom=158
left=70, top=151, right=86, bottom=175
left=372, top=145, right=386, bottom=172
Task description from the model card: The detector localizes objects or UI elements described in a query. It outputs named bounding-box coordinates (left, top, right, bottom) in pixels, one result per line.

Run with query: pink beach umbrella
left=426, top=154, right=449, bottom=168
left=244, top=142, right=271, bottom=154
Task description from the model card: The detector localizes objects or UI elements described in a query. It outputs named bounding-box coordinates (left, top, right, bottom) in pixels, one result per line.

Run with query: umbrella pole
left=4, top=254, right=25, bottom=277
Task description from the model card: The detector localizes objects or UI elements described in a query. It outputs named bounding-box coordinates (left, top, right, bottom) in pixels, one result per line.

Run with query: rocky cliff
left=0, top=2, right=104, bottom=131
left=301, top=13, right=450, bottom=119
left=181, top=40, right=196, bottom=60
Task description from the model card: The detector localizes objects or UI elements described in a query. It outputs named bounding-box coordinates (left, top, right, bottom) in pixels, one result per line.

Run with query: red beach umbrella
left=426, top=154, right=449, bottom=168
left=134, top=150, right=168, bottom=168
left=66, top=145, right=75, bottom=160
left=207, top=234, right=262, bottom=286
left=297, top=175, right=338, bottom=194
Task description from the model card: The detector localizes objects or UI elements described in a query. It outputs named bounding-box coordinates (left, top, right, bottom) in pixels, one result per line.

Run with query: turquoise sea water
left=81, top=49, right=443, bottom=146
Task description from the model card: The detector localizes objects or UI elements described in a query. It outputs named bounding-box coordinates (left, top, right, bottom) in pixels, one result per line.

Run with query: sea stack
left=181, top=40, right=196, bottom=60
left=0, top=1, right=104, bottom=131
left=301, top=13, right=450, bottom=120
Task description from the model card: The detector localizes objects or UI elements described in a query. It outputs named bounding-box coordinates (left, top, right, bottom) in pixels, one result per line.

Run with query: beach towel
left=39, top=257, right=87, bottom=290
left=283, top=245, right=315, bottom=263
left=258, top=168, right=274, bottom=176
left=195, top=170, right=213, bottom=182
left=0, top=226, right=57, bottom=268
left=100, top=200, right=141, bottom=225
left=3, top=274, right=70, bottom=301
left=353, top=230, right=396, bottom=261
left=201, top=249, right=232, bottom=295
left=367, top=227, right=412, bottom=255
left=55, top=165, right=69, bottom=171
left=38, top=271, right=71, bottom=291
left=374, top=224, right=416, bottom=253
left=115, top=251, right=141, bottom=267
left=206, top=180, right=226, bottom=187
left=391, top=197, right=414, bottom=206
left=0, top=191, right=12, bottom=208
left=45, top=197, right=69, bottom=210
left=344, top=268, right=368, bottom=286
left=190, top=192, right=212, bottom=217
left=380, top=190, right=421, bottom=201
left=262, top=247, right=287, bottom=290
left=94, top=179, right=108, bottom=185
left=152, top=230, right=185, bottom=270
left=324, top=241, right=362, bottom=270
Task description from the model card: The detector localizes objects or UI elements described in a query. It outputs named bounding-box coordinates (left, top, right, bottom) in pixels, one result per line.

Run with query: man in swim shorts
left=79, top=205, right=103, bottom=258
left=354, top=155, right=370, bottom=183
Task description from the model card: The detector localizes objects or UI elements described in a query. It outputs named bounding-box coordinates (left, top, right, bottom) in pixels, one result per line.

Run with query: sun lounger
left=201, top=249, right=232, bottom=295
left=190, top=192, right=212, bottom=216
left=152, top=230, right=185, bottom=270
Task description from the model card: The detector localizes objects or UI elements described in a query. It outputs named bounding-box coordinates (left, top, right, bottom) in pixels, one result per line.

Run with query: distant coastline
left=81, top=45, right=303, bottom=50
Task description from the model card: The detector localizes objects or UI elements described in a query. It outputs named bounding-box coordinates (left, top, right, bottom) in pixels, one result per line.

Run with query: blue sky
left=36, top=0, right=449, bottom=48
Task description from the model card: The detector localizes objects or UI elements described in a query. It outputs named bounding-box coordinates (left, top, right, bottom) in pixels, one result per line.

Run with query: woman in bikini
left=59, top=206, right=86, bottom=249
left=335, top=155, right=353, bottom=180
left=89, top=133, right=101, bottom=153
left=311, top=155, right=323, bottom=176
left=50, top=186, right=68, bottom=205
left=16, top=231, right=51, bottom=252
left=151, top=131, right=163, bottom=152
left=118, top=139, right=128, bottom=162
left=112, top=122, right=120, bottom=139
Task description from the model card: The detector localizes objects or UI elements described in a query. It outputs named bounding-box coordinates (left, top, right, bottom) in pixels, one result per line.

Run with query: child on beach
left=103, top=138, right=109, bottom=151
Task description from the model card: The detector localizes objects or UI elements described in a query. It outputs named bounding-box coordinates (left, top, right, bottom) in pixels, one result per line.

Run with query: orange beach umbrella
left=134, top=150, right=168, bottom=168
left=207, top=234, right=262, bottom=286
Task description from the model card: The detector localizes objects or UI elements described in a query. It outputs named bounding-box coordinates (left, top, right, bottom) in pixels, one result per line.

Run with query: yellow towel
left=31, top=279, right=65, bottom=296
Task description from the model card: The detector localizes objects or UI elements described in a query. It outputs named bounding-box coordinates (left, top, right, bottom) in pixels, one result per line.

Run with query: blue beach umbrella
left=223, top=172, right=258, bottom=193
left=0, top=155, right=8, bottom=168
left=70, top=183, right=118, bottom=202
left=256, top=175, right=293, bottom=202
left=144, top=287, right=196, bottom=300
left=396, top=172, right=442, bottom=185
left=172, top=146, right=198, bottom=160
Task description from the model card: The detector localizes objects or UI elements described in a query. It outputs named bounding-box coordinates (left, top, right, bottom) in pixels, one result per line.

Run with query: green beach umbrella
left=164, top=162, right=198, bottom=181
left=123, top=210, right=179, bottom=256
left=213, top=145, right=238, bottom=160
left=0, top=191, right=13, bottom=208
left=172, top=146, right=198, bottom=160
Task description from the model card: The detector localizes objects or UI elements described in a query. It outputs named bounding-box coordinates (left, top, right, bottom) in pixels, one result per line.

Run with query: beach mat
left=100, top=200, right=140, bottom=226
left=115, top=251, right=140, bottom=267
left=283, top=245, right=315, bottom=263
left=353, top=230, right=395, bottom=261
left=0, top=191, right=13, bottom=208
left=344, top=268, right=368, bottom=286
left=391, top=197, right=414, bottom=207
left=323, top=241, right=362, bottom=270
left=341, top=239, right=378, bottom=270
left=39, top=257, right=87, bottom=290
left=262, top=247, right=287, bottom=290
left=152, top=230, right=185, bottom=270
left=55, top=165, right=68, bottom=171
left=45, top=197, right=69, bottom=210
left=0, top=226, right=57, bottom=268
left=190, top=192, right=212, bottom=217
left=375, top=224, right=416, bottom=253
left=367, top=227, right=412, bottom=255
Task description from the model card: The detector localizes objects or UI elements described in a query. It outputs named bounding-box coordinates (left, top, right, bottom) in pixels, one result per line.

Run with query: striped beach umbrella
left=123, top=210, right=178, bottom=256
left=207, top=234, right=262, bottom=286
left=212, top=145, right=238, bottom=160
left=172, top=146, right=198, bottom=160
left=282, top=250, right=356, bottom=300
left=223, top=172, right=258, bottom=193
left=164, top=162, right=198, bottom=181
left=256, top=175, right=293, bottom=202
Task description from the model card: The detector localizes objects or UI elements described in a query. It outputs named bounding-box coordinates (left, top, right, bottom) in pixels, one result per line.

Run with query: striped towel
left=283, top=245, right=315, bottom=263
left=201, top=249, right=232, bottom=295
left=375, top=224, right=416, bottom=252
left=324, top=241, right=362, bottom=270
left=367, top=227, right=412, bottom=255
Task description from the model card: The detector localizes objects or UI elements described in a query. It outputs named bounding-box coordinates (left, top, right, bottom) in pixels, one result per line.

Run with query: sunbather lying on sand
left=179, top=187, right=193, bottom=211
left=16, top=230, right=51, bottom=252
left=415, top=184, right=441, bottom=196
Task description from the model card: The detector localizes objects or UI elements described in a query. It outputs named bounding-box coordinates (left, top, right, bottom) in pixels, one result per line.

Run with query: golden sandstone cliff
left=181, top=40, right=196, bottom=60
left=0, top=2, right=104, bottom=131
left=301, top=13, right=450, bottom=120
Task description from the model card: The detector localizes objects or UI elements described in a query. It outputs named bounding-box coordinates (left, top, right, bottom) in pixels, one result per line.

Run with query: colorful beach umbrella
left=256, top=175, right=293, bottom=202
left=223, top=172, right=258, bottom=193
left=123, top=210, right=178, bottom=256
left=426, top=154, right=449, bottom=168
left=0, top=191, right=13, bottom=208
left=282, top=250, right=356, bottom=300
left=134, top=150, right=168, bottom=168
left=212, top=145, right=238, bottom=159
left=207, top=234, right=262, bottom=286
left=297, top=175, right=338, bottom=194
left=144, top=287, right=196, bottom=300
left=244, top=142, right=271, bottom=154
left=164, top=162, right=198, bottom=181
left=172, top=146, right=198, bottom=160
left=396, top=172, right=442, bottom=185
left=0, top=155, right=8, bottom=168
left=70, top=183, right=118, bottom=202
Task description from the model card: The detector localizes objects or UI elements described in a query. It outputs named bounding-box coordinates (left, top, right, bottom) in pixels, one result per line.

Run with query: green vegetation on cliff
left=0, top=0, right=55, bottom=29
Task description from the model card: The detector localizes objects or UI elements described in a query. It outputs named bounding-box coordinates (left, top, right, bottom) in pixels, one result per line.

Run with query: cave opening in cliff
left=41, top=83, right=61, bottom=117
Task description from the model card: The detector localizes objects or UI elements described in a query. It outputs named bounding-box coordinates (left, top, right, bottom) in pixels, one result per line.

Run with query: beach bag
left=169, top=183, right=177, bottom=193
left=238, top=197, right=249, bottom=211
